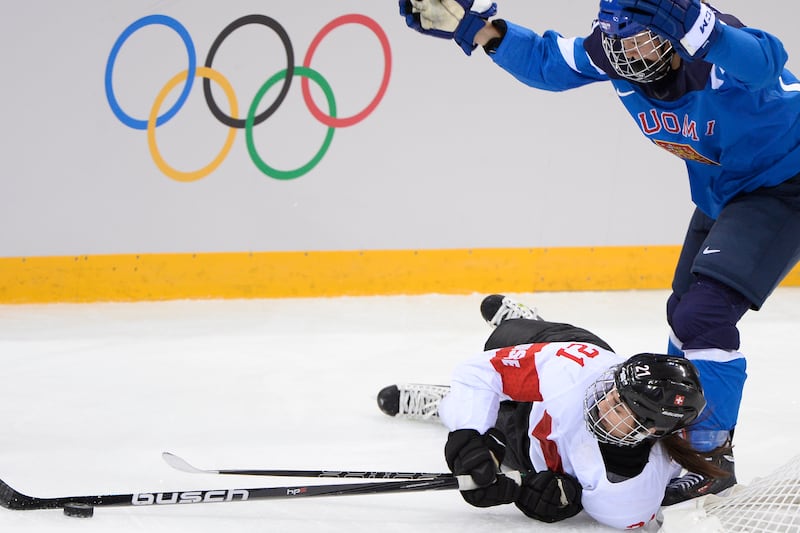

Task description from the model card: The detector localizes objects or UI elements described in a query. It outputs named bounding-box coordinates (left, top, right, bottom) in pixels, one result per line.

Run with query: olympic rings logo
left=104, top=13, right=391, bottom=181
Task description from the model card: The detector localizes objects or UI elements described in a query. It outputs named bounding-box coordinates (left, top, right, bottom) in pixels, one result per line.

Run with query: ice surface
left=1, top=289, right=797, bottom=532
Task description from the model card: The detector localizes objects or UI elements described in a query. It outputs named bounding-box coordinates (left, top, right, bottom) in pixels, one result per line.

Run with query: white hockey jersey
left=438, top=341, right=682, bottom=530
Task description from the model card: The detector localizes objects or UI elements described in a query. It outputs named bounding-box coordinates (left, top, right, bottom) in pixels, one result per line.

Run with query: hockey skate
left=376, top=383, right=450, bottom=421
left=480, top=294, right=540, bottom=327
left=661, top=444, right=736, bottom=506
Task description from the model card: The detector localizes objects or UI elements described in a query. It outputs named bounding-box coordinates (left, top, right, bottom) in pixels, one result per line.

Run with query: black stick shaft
left=217, top=469, right=452, bottom=479
left=0, top=476, right=458, bottom=511
left=162, top=451, right=453, bottom=480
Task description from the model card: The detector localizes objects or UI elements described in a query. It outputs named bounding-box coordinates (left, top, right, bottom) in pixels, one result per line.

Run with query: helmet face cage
left=601, top=30, right=674, bottom=83
left=584, top=366, right=654, bottom=447
left=597, top=0, right=674, bottom=83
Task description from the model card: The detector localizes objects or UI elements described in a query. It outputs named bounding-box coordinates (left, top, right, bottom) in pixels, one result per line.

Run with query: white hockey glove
left=399, top=0, right=498, bottom=55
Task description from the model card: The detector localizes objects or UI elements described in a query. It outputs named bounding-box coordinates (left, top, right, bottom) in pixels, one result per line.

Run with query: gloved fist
left=444, top=428, right=519, bottom=507
left=617, top=0, right=720, bottom=58
left=515, top=470, right=583, bottom=523
left=398, top=0, right=497, bottom=55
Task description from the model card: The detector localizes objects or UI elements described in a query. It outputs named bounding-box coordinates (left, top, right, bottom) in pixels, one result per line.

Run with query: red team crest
left=653, top=140, right=720, bottom=165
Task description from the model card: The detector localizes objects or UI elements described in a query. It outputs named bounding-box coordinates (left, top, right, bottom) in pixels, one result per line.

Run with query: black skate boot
left=661, top=442, right=736, bottom=506
left=480, top=294, right=540, bottom=328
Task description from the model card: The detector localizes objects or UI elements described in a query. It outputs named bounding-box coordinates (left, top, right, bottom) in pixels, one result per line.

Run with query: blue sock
left=684, top=357, right=746, bottom=452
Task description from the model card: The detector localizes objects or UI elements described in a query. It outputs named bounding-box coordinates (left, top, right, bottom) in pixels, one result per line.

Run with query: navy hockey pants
left=668, top=172, right=800, bottom=447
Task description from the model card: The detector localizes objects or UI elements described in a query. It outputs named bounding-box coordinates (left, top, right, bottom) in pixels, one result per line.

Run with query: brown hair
left=661, top=433, right=732, bottom=478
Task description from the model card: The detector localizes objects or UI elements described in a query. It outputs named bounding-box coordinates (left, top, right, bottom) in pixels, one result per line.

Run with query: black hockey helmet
left=615, top=353, right=706, bottom=437
left=584, top=353, right=705, bottom=446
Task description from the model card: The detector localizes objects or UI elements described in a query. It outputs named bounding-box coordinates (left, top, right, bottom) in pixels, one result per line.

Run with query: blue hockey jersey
left=490, top=10, right=800, bottom=219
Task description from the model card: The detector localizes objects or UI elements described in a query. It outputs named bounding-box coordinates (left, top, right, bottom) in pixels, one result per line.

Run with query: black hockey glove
left=515, top=470, right=583, bottom=523
left=444, top=428, right=519, bottom=508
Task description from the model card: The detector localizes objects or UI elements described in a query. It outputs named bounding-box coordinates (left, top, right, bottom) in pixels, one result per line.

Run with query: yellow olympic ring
left=147, top=67, right=238, bottom=182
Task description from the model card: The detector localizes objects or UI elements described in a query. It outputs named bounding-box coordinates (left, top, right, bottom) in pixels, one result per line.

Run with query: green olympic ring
left=246, top=66, right=336, bottom=181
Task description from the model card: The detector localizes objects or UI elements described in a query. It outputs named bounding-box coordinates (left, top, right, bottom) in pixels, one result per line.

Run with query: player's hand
left=444, top=428, right=520, bottom=507
left=515, top=470, right=583, bottom=522
left=398, top=0, right=497, bottom=55
left=617, top=0, right=720, bottom=58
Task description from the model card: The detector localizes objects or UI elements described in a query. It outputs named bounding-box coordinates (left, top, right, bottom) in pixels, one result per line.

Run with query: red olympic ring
left=301, top=14, right=392, bottom=128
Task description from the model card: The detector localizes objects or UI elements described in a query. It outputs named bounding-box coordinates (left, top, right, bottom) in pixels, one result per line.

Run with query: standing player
left=378, top=295, right=729, bottom=528
left=398, top=0, right=800, bottom=503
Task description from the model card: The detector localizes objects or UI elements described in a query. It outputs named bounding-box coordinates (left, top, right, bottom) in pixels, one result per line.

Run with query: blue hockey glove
left=399, top=0, right=497, bottom=55
left=617, top=0, right=720, bottom=59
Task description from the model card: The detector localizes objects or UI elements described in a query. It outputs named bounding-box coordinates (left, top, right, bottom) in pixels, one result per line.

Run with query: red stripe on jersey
left=489, top=344, right=546, bottom=402
left=531, top=410, right=563, bottom=473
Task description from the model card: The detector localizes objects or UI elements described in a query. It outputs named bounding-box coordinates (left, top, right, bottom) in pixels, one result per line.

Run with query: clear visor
left=601, top=29, right=674, bottom=83
left=584, top=367, right=654, bottom=446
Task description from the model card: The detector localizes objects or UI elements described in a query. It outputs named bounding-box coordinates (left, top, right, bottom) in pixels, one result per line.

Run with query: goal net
left=659, top=454, right=800, bottom=532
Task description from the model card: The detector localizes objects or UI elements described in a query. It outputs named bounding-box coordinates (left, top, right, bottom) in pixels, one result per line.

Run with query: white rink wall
left=2, top=1, right=796, bottom=257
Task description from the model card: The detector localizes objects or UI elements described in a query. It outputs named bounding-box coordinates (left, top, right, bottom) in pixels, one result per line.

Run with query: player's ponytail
left=661, top=432, right=732, bottom=479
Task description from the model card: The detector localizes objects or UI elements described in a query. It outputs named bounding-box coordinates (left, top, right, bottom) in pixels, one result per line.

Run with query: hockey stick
left=162, top=451, right=454, bottom=480
left=0, top=475, right=458, bottom=511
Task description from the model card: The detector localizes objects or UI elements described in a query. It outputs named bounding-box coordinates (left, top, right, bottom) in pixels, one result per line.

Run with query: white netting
left=706, top=454, right=800, bottom=532
left=660, top=455, right=800, bottom=533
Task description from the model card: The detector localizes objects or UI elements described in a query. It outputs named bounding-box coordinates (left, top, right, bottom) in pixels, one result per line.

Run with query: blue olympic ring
left=105, top=15, right=196, bottom=130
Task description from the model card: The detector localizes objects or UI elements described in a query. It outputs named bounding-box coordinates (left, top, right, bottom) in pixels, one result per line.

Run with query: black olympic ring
left=203, top=15, right=294, bottom=129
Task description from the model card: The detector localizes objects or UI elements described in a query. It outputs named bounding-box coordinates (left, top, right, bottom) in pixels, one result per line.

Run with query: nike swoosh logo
left=780, top=76, right=800, bottom=92
left=702, top=246, right=721, bottom=255
left=616, top=88, right=635, bottom=97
